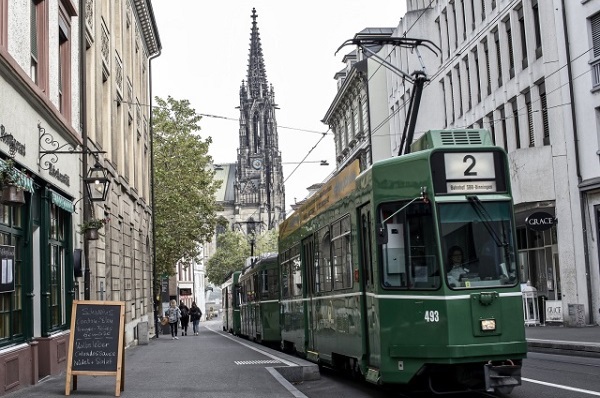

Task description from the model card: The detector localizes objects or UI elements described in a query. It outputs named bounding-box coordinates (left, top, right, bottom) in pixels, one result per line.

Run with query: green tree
left=205, top=228, right=280, bottom=285
left=153, top=96, right=222, bottom=278
left=205, top=230, right=250, bottom=284
left=255, top=228, right=278, bottom=255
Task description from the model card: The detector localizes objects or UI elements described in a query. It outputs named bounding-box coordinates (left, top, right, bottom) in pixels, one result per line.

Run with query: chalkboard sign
left=66, top=300, right=125, bottom=396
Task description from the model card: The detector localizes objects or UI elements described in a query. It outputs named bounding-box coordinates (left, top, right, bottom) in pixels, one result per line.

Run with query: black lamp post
left=82, top=161, right=110, bottom=300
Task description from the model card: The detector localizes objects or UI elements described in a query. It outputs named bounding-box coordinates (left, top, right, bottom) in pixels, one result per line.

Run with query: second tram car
left=221, top=271, right=241, bottom=334
left=238, top=253, right=281, bottom=344
left=277, top=129, right=526, bottom=393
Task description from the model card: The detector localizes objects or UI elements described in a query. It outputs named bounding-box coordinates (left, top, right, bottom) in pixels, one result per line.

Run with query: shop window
left=48, top=203, right=68, bottom=331
left=0, top=204, right=24, bottom=344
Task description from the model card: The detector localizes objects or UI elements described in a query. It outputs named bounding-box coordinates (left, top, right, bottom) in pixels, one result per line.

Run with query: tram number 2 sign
left=444, top=152, right=497, bottom=194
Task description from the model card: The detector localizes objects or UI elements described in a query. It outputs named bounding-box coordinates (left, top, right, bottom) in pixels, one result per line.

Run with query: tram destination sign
left=431, top=151, right=507, bottom=195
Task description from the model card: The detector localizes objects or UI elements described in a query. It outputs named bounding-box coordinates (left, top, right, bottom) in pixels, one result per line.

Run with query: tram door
left=359, top=204, right=376, bottom=362
left=302, top=237, right=316, bottom=351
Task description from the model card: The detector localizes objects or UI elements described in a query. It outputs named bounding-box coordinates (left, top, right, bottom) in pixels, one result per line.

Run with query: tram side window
left=281, top=253, right=289, bottom=299
left=379, top=201, right=439, bottom=289
left=291, top=253, right=302, bottom=297
left=261, top=268, right=279, bottom=300
left=281, top=245, right=300, bottom=299
left=315, top=227, right=332, bottom=292
left=332, top=215, right=352, bottom=290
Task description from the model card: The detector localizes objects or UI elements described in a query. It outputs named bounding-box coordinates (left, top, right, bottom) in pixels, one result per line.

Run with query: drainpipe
left=149, top=47, right=162, bottom=335
left=561, top=0, right=593, bottom=324
left=80, top=0, right=90, bottom=300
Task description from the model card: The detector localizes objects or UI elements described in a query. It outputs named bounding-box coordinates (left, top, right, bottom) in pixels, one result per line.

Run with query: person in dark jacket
left=179, top=301, right=190, bottom=336
left=189, top=301, right=203, bottom=336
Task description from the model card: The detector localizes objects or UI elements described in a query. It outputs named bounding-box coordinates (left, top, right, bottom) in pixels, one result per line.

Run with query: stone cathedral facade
left=230, top=8, right=285, bottom=234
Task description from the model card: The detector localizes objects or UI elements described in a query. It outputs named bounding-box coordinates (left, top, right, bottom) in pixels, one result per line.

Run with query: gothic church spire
left=247, top=8, right=268, bottom=99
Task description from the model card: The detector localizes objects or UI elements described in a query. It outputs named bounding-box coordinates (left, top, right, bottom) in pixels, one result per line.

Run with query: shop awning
left=50, top=190, right=75, bottom=213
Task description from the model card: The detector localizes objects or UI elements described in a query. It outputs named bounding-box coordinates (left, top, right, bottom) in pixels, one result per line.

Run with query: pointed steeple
left=247, top=8, right=268, bottom=99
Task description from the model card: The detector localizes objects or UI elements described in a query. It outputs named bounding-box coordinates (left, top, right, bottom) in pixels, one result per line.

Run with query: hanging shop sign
left=525, top=211, right=555, bottom=231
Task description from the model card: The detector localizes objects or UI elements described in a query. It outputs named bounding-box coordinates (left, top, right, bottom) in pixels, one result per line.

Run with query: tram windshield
left=439, top=199, right=518, bottom=289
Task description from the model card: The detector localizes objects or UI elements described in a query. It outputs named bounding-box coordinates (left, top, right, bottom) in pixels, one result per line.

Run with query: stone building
left=0, top=1, right=159, bottom=394
left=82, top=0, right=160, bottom=342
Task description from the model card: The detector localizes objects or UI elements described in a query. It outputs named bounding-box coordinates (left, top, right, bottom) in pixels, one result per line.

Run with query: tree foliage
left=255, top=228, right=278, bottom=255
left=205, top=230, right=250, bottom=284
left=205, top=228, right=279, bottom=285
left=153, top=96, right=222, bottom=277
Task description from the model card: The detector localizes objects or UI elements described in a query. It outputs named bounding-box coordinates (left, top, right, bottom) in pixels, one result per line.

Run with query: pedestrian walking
left=189, top=301, right=203, bottom=336
left=179, top=301, right=190, bottom=336
left=165, top=299, right=181, bottom=340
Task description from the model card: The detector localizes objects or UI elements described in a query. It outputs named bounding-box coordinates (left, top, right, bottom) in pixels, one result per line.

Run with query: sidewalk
left=4, top=320, right=318, bottom=398
left=526, top=323, right=600, bottom=357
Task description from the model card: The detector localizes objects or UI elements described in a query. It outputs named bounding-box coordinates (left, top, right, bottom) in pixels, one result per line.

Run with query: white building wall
left=566, top=0, right=600, bottom=323
left=379, top=0, right=596, bottom=324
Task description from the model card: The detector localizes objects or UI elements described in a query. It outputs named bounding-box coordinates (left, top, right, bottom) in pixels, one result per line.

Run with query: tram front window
left=439, top=200, right=518, bottom=289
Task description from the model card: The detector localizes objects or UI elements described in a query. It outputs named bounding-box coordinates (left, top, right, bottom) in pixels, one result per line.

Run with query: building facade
left=0, top=1, right=160, bottom=394
left=82, top=0, right=160, bottom=342
left=202, top=9, right=285, bottom=292
left=234, top=8, right=285, bottom=233
left=328, top=0, right=600, bottom=325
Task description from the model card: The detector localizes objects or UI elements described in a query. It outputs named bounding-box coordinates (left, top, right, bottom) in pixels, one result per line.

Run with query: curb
left=527, top=339, right=600, bottom=358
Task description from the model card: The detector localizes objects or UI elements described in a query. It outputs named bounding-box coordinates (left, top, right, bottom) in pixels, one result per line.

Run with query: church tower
left=235, top=8, right=285, bottom=232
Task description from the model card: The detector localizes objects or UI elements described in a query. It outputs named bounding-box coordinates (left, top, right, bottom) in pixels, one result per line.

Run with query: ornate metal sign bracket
left=38, top=123, right=104, bottom=170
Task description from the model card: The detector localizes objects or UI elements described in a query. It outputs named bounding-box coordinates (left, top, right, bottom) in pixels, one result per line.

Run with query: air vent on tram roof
left=410, top=129, right=493, bottom=152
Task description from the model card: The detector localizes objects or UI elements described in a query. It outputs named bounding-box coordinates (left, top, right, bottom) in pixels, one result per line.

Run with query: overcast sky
left=151, top=1, right=407, bottom=212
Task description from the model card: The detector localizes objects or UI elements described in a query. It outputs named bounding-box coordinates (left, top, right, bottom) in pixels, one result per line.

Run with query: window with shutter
left=448, top=73, right=455, bottom=122
left=487, top=112, right=496, bottom=145
left=483, top=39, right=491, bottom=95
left=525, top=91, right=534, bottom=147
left=494, top=29, right=503, bottom=87
left=473, top=48, right=481, bottom=102
left=506, top=19, right=515, bottom=78
left=511, top=98, right=521, bottom=149
left=481, top=0, right=486, bottom=21
left=592, top=13, right=600, bottom=59
left=532, top=0, right=542, bottom=58
left=591, top=13, right=600, bottom=87
left=455, top=65, right=463, bottom=116
left=500, top=106, right=508, bottom=150
left=517, top=6, right=528, bottom=70
left=538, top=81, right=550, bottom=145
left=465, top=57, right=472, bottom=110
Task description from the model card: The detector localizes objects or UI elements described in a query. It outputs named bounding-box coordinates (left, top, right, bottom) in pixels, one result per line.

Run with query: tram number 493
left=424, top=310, right=440, bottom=322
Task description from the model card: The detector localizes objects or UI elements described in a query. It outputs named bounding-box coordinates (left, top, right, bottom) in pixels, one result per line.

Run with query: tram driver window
left=439, top=201, right=518, bottom=289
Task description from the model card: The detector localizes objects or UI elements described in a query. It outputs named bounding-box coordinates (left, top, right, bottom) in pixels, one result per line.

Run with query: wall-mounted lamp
left=84, top=162, right=110, bottom=202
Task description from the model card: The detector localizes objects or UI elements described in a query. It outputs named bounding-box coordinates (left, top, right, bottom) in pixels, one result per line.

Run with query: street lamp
left=84, top=161, right=111, bottom=201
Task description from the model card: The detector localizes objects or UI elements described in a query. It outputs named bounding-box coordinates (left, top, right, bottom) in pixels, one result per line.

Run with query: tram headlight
left=480, top=319, right=496, bottom=331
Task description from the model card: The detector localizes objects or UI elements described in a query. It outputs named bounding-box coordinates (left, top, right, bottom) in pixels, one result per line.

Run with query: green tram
left=221, top=271, right=241, bottom=335
left=278, top=129, right=526, bottom=393
left=238, top=253, right=281, bottom=344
